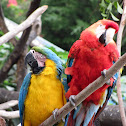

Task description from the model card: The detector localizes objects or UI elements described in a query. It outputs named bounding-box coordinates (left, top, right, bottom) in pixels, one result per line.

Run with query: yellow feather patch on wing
left=24, top=59, right=66, bottom=126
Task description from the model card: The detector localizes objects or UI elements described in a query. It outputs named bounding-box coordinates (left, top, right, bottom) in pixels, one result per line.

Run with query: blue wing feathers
left=62, top=78, right=69, bottom=93
left=107, top=72, right=119, bottom=100
left=67, top=58, right=74, bottom=67
left=83, top=104, right=100, bottom=126
left=67, top=58, right=74, bottom=84
left=107, top=61, right=119, bottom=100
left=18, top=72, right=31, bottom=125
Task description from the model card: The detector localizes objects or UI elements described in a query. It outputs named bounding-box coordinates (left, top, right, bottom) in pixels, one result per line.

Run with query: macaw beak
left=99, top=28, right=116, bottom=47
left=99, top=30, right=107, bottom=46
left=25, top=51, right=38, bottom=69
left=25, top=51, right=45, bottom=74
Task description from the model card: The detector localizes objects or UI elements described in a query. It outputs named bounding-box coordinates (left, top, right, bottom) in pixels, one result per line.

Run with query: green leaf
left=117, top=2, right=123, bottom=14
left=114, top=1, right=117, bottom=9
left=105, top=0, right=111, bottom=3
left=107, top=3, right=113, bottom=11
left=110, top=12, right=119, bottom=21
left=100, top=0, right=107, bottom=8
left=101, top=13, right=108, bottom=17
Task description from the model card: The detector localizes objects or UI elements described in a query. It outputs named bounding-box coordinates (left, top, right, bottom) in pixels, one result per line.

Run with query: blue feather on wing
left=18, top=72, right=31, bottom=125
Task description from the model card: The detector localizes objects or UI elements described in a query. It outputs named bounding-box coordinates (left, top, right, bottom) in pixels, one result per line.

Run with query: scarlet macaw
left=65, top=19, right=119, bottom=126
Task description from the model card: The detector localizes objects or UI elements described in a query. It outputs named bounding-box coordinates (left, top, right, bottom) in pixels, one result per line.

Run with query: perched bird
left=65, top=19, right=119, bottom=126
left=18, top=46, right=66, bottom=126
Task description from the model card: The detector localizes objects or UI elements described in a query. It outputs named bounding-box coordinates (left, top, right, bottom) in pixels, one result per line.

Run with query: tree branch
left=0, top=100, right=18, bottom=110
left=0, top=117, right=6, bottom=126
left=98, top=105, right=124, bottom=126
left=0, top=110, right=19, bottom=119
left=116, top=0, right=126, bottom=125
left=0, top=2, right=17, bottom=46
left=0, top=88, right=19, bottom=104
left=40, top=53, right=126, bottom=126
left=0, top=5, right=48, bottom=45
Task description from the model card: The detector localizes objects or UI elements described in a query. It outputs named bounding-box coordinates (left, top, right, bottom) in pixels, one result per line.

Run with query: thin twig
left=0, top=5, right=48, bottom=45
left=0, top=100, right=18, bottom=110
left=116, top=0, right=126, bottom=125
left=0, top=110, right=19, bottom=119
left=40, top=53, right=126, bottom=126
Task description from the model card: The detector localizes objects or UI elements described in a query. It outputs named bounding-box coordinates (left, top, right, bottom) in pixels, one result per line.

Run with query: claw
left=101, top=69, right=107, bottom=78
left=69, top=95, right=77, bottom=110
left=62, top=117, right=65, bottom=122
left=106, top=79, right=111, bottom=85
left=52, top=108, right=58, bottom=120
left=112, top=76, right=116, bottom=80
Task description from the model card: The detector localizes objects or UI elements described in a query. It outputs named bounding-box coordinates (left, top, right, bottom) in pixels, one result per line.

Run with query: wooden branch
left=0, top=100, right=18, bottom=110
left=0, top=2, right=17, bottom=46
left=0, top=117, right=6, bottom=126
left=40, top=53, right=126, bottom=126
left=97, top=105, right=124, bottom=126
left=0, top=110, right=19, bottom=119
left=0, top=5, right=48, bottom=45
left=0, top=88, right=19, bottom=104
left=26, top=16, right=42, bottom=46
left=117, top=1, right=126, bottom=54
left=116, top=0, right=126, bottom=125
left=16, top=52, right=27, bottom=91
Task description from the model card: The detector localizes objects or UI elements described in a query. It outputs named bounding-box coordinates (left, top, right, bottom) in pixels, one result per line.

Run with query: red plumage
left=65, top=19, right=119, bottom=126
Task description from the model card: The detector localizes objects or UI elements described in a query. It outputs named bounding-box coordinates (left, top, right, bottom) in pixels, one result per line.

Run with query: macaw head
left=80, top=19, right=119, bottom=48
left=25, top=46, right=63, bottom=74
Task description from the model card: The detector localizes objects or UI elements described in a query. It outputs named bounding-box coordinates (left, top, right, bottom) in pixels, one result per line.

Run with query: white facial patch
left=30, top=50, right=46, bottom=67
left=105, top=28, right=116, bottom=44
left=96, top=24, right=106, bottom=38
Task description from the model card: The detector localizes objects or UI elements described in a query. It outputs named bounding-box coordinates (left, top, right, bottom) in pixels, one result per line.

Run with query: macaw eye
left=31, top=50, right=35, bottom=53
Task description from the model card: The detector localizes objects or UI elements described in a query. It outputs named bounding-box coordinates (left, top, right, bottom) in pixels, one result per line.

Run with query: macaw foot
left=62, top=117, right=65, bottom=122
left=69, top=95, right=77, bottom=110
left=52, top=108, right=58, bottom=120
left=112, top=75, right=117, bottom=81
left=52, top=109, right=65, bottom=122
left=101, top=69, right=107, bottom=78
left=101, top=69, right=111, bottom=85
left=106, top=79, right=111, bottom=85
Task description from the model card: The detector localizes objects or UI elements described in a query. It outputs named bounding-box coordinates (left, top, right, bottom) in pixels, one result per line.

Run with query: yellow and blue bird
left=18, top=46, right=66, bottom=126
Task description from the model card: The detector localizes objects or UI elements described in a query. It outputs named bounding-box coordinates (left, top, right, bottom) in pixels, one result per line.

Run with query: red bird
left=65, top=19, right=119, bottom=126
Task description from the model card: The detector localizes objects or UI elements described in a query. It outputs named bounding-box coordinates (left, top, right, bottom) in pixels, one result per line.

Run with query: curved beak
left=99, top=30, right=106, bottom=46
left=99, top=28, right=116, bottom=47
left=25, top=51, right=38, bottom=69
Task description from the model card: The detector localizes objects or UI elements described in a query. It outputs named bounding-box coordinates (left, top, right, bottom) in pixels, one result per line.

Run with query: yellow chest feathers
left=24, top=59, right=66, bottom=125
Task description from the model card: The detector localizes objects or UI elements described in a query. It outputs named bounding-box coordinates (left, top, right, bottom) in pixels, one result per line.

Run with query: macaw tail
left=65, top=103, right=98, bottom=126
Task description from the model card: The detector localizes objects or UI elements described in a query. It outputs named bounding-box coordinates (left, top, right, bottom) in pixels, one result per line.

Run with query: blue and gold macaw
left=18, top=46, right=66, bottom=126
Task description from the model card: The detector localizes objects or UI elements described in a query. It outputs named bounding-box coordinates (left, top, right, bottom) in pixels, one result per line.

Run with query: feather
left=18, top=72, right=31, bottom=125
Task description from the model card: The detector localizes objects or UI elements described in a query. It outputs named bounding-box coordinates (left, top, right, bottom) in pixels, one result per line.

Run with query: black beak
left=25, top=51, right=38, bottom=69
left=99, top=30, right=107, bottom=46
left=25, top=51, right=45, bottom=74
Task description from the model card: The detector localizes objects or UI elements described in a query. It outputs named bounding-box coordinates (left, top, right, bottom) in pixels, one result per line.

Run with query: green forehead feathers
left=32, top=46, right=47, bottom=56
